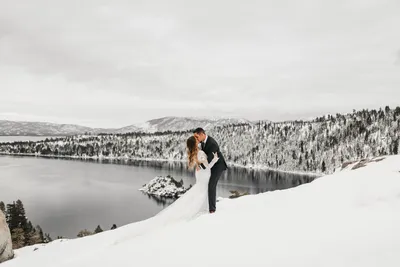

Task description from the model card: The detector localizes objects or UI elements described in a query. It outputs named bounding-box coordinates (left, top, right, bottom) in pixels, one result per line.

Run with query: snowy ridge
left=5, top=155, right=400, bottom=267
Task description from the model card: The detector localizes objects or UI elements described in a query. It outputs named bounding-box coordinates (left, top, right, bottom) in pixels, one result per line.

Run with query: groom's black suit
left=201, top=136, right=227, bottom=212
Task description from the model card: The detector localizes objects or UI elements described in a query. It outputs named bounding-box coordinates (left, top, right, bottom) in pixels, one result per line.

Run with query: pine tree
left=0, top=201, right=5, bottom=214
left=94, top=225, right=103, bottom=234
left=44, top=233, right=53, bottom=243
left=26, top=226, right=43, bottom=246
left=393, top=138, right=399, bottom=155
left=6, top=202, right=18, bottom=230
left=77, top=229, right=93, bottom=238
left=11, top=228, right=25, bottom=249
left=36, top=225, right=45, bottom=243
left=15, top=200, right=28, bottom=230
left=322, top=161, right=326, bottom=173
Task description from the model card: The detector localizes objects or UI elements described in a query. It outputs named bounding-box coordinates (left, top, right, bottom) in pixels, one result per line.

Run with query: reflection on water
left=142, top=192, right=176, bottom=207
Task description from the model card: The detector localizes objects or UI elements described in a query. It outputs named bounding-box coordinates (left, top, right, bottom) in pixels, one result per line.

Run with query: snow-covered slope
left=117, top=116, right=251, bottom=133
left=5, top=156, right=400, bottom=267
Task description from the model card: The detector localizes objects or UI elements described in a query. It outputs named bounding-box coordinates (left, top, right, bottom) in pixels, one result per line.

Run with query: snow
left=3, top=155, right=400, bottom=267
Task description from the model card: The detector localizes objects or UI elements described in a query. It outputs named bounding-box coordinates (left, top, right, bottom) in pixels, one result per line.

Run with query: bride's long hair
left=186, top=136, right=200, bottom=169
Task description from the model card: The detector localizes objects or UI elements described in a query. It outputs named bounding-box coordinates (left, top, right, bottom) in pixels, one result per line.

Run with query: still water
left=0, top=155, right=315, bottom=239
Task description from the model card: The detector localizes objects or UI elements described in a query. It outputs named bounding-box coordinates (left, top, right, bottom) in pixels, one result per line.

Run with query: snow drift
left=4, top=156, right=400, bottom=267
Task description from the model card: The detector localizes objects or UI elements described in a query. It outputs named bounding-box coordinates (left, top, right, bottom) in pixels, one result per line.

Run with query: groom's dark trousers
left=201, top=136, right=228, bottom=212
left=208, top=165, right=226, bottom=212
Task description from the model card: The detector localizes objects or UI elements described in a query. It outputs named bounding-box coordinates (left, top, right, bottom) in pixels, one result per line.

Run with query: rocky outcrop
left=139, top=175, right=191, bottom=198
left=0, top=211, right=14, bottom=263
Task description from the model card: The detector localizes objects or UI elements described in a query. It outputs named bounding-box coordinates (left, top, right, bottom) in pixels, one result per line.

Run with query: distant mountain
left=117, top=117, right=251, bottom=133
left=0, top=120, right=110, bottom=136
left=0, top=117, right=251, bottom=136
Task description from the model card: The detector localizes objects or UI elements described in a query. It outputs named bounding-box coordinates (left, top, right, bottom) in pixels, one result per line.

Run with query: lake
left=0, top=155, right=315, bottom=239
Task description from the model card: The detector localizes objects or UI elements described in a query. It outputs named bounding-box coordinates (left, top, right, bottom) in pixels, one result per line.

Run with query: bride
left=115, top=136, right=219, bottom=243
left=155, top=136, right=219, bottom=221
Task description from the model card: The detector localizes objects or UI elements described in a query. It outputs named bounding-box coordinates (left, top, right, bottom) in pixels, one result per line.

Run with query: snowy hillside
left=4, top=155, right=400, bottom=267
left=1, top=106, right=399, bottom=174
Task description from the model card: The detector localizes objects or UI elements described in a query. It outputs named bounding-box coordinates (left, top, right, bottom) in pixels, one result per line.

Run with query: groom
left=193, top=128, right=228, bottom=213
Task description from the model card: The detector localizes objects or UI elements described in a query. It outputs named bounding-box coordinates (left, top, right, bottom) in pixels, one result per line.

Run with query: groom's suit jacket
left=201, top=136, right=228, bottom=171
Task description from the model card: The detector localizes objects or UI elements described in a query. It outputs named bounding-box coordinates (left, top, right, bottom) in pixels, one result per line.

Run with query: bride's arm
left=199, top=151, right=219, bottom=169
left=208, top=152, right=219, bottom=169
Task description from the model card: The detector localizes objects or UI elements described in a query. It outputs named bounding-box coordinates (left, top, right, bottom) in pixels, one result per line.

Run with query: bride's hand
left=213, top=152, right=219, bottom=161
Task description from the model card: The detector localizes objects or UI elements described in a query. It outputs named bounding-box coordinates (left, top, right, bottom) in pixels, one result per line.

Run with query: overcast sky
left=1, top=0, right=399, bottom=128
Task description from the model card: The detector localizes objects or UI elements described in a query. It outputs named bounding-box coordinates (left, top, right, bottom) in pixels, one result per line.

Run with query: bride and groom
left=156, top=128, right=227, bottom=221
left=116, top=128, right=227, bottom=242
left=189, top=127, right=228, bottom=213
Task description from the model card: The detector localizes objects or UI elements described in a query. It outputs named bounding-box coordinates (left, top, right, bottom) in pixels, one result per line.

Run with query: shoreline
left=0, top=152, right=321, bottom=177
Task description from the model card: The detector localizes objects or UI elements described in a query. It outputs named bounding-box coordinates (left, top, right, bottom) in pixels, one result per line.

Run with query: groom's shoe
left=209, top=210, right=215, bottom=214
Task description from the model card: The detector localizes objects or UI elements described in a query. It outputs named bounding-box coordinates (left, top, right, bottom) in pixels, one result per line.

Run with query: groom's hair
left=193, top=128, right=205, bottom=134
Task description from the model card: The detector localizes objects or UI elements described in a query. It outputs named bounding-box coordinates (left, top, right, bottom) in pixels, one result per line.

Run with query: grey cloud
left=0, top=0, right=400, bottom=127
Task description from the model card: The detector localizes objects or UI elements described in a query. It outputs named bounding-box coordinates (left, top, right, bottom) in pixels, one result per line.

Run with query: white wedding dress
left=115, top=150, right=217, bottom=243
left=155, top=150, right=218, bottom=221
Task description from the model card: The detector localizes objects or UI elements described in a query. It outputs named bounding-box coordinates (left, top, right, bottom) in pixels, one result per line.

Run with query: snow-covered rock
left=4, top=155, right=400, bottom=267
left=139, top=175, right=191, bottom=198
left=0, top=212, right=13, bottom=263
